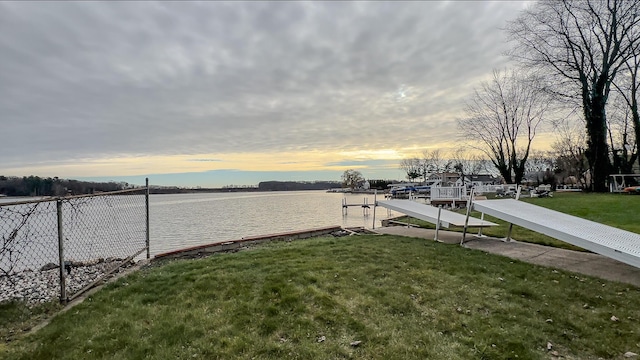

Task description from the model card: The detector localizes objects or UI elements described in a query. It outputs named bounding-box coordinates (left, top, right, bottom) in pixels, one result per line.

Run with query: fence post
left=56, top=199, right=67, bottom=303
left=146, top=178, right=150, bottom=259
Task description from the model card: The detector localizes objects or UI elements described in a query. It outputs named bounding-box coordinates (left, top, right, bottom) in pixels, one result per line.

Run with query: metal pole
left=477, top=212, right=484, bottom=236
left=506, top=185, right=520, bottom=241
left=434, top=206, right=442, bottom=241
left=145, top=177, right=150, bottom=259
left=461, top=188, right=474, bottom=245
left=372, top=190, right=377, bottom=229
left=56, top=199, right=67, bottom=303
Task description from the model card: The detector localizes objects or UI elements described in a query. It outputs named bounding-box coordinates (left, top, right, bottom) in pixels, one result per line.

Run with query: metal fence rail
left=0, top=182, right=149, bottom=304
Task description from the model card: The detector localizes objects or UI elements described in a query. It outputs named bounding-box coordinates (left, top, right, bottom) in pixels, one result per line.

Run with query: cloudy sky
left=1, top=1, right=538, bottom=187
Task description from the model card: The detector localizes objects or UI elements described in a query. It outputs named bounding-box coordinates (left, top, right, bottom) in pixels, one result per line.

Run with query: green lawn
left=398, top=192, right=640, bottom=250
left=523, top=192, right=640, bottom=234
left=3, top=235, right=639, bottom=360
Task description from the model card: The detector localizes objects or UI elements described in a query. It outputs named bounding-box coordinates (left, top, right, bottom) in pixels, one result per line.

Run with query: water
left=149, top=191, right=397, bottom=255
left=0, top=191, right=399, bottom=271
left=1, top=194, right=148, bottom=273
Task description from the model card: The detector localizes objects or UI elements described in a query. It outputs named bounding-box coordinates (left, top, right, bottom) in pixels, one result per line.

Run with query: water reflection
left=149, top=191, right=396, bottom=255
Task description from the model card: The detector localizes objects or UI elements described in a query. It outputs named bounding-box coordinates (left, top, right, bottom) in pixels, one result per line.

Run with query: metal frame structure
left=468, top=198, right=640, bottom=269
left=375, top=199, right=497, bottom=241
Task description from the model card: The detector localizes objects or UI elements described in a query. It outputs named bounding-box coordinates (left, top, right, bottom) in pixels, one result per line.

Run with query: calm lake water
left=0, top=191, right=400, bottom=273
left=149, top=191, right=399, bottom=256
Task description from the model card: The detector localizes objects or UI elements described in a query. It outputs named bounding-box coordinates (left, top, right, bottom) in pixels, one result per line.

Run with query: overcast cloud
left=0, top=1, right=530, bottom=181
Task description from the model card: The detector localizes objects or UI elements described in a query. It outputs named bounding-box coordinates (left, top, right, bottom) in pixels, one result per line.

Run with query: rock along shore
left=0, top=259, right=134, bottom=305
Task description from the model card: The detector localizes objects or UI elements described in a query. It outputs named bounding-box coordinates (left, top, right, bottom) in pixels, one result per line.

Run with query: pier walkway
left=471, top=199, right=640, bottom=269
left=376, top=199, right=496, bottom=228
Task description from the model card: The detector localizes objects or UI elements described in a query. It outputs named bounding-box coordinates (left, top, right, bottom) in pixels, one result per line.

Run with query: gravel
left=0, top=259, right=134, bottom=304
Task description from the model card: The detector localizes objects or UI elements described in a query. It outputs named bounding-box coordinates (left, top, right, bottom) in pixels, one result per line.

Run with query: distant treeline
left=258, top=181, right=342, bottom=191
left=0, top=176, right=400, bottom=197
left=257, top=180, right=396, bottom=191
left=0, top=175, right=130, bottom=197
left=368, top=180, right=395, bottom=189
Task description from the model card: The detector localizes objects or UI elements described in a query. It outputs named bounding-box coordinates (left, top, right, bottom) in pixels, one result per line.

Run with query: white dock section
left=472, top=199, right=640, bottom=269
left=377, top=200, right=497, bottom=228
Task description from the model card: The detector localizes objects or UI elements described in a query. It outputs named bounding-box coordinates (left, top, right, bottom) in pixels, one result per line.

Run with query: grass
left=2, top=235, right=640, bottom=359
left=522, top=192, right=640, bottom=234
left=398, top=192, right=640, bottom=250
left=0, top=301, right=62, bottom=344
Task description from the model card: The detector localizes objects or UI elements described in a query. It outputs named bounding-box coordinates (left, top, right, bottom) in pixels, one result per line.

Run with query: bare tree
left=611, top=37, right=640, bottom=173
left=451, top=148, right=489, bottom=186
left=606, top=95, right=637, bottom=173
left=419, top=149, right=452, bottom=181
left=552, top=117, right=589, bottom=187
left=458, top=69, right=548, bottom=185
left=507, top=0, right=640, bottom=191
left=525, top=150, right=556, bottom=185
left=399, top=158, right=421, bottom=182
left=341, top=169, right=364, bottom=190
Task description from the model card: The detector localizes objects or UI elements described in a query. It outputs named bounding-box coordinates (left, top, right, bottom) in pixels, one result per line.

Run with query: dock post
left=372, top=190, right=377, bottom=229
left=461, top=188, right=474, bottom=245
left=505, top=186, right=521, bottom=242
left=477, top=212, right=484, bottom=236
left=363, top=197, right=368, bottom=216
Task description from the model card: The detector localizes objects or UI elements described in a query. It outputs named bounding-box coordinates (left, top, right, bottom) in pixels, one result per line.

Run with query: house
left=429, top=172, right=460, bottom=186
left=469, top=174, right=498, bottom=184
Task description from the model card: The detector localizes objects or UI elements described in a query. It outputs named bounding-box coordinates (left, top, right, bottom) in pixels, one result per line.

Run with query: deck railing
left=430, top=186, right=465, bottom=201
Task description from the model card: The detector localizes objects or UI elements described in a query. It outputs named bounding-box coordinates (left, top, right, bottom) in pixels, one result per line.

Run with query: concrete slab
left=373, top=226, right=463, bottom=244
left=375, top=226, right=640, bottom=288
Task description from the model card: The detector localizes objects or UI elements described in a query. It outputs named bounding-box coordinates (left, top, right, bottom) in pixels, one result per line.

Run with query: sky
left=0, top=1, right=540, bottom=188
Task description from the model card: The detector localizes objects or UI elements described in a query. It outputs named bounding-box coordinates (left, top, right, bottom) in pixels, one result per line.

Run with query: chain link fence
left=0, top=185, right=149, bottom=305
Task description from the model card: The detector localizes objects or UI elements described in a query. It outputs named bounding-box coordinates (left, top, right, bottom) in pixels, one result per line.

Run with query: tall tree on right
left=506, top=0, right=640, bottom=192
left=611, top=36, right=640, bottom=174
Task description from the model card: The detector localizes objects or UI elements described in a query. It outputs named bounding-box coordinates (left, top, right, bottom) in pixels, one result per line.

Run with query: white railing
left=430, top=186, right=465, bottom=200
